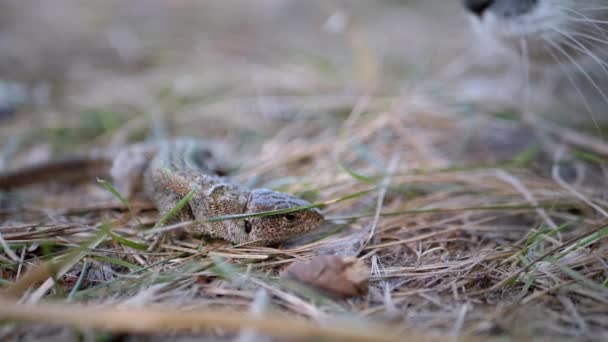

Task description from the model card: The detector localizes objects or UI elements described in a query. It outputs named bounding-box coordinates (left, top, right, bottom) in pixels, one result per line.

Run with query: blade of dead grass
left=210, top=189, right=579, bottom=223
left=328, top=202, right=581, bottom=221
left=360, top=153, right=399, bottom=251
left=0, top=296, right=445, bottom=342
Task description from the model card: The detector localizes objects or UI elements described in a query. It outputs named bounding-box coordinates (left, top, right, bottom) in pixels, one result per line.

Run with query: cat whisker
left=542, top=35, right=602, bottom=131
left=556, top=6, right=608, bottom=38
left=519, top=37, right=532, bottom=112
left=550, top=27, right=608, bottom=73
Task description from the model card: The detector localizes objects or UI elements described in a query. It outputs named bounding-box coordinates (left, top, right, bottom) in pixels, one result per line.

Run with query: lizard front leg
left=144, top=168, right=198, bottom=223
left=142, top=169, right=200, bottom=249
left=145, top=167, right=250, bottom=243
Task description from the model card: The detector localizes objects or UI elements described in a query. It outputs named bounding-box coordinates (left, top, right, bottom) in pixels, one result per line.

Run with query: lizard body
left=0, top=138, right=324, bottom=245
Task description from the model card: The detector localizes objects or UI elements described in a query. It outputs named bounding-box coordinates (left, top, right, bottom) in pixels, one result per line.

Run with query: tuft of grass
left=505, top=223, right=571, bottom=264
left=6, top=225, right=110, bottom=298
left=546, top=257, right=608, bottom=293
left=557, top=225, right=608, bottom=259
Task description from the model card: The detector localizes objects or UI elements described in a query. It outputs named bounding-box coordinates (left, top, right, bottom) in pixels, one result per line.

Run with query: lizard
left=0, top=138, right=324, bottom=246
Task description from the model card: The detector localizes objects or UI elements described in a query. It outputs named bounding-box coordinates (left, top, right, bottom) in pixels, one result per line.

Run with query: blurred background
left=0, top=0, right=472, bottom=125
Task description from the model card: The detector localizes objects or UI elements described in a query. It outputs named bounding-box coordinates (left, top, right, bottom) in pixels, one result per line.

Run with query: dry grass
left=1, top=1, right=607, bottom=341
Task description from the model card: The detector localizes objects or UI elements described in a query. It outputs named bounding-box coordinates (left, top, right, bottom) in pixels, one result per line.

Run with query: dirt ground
left=0, top=1, right=607, bottom=341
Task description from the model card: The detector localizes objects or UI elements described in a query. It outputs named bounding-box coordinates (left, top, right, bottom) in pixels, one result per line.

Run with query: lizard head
left=238, top=188, right=324, bottom=245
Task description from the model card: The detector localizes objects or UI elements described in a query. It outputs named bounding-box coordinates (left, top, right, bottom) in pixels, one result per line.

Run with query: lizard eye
left=244, top=220, right=252, bottom=234
left=282, top=214, right=297, bottom=223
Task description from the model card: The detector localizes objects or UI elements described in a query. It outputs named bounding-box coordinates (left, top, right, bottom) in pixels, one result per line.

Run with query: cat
left=460, top=0, right=608, bottom=125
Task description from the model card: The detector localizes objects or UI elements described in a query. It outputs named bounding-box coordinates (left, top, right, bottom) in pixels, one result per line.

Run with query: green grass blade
left=338, top=162, right=377, bottom=184
left=97, top=178, right=130, bottom=208
left=508, top=144, right=540, bottom=167
left=100, top=226, right=148, bottom=251
left=97, top=178, right=144, bottom=227
left=571, top=148, right=608, bottom=165
left=155, top=187, right=198, bottom=228
left=207, top=188, right=376, bottom=222
left=92, top=254, right=144, bottom=271
left=67, top=260, right=89, bottom=302
left=0, top=279, right=14, bottom=286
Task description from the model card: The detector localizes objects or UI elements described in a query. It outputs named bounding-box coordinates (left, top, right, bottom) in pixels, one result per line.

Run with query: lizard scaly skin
left=1, top=138, right=324, bottom=246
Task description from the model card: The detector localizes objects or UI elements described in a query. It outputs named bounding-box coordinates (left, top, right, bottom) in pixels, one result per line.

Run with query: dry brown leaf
left=281, top=256, right=369, bottom=299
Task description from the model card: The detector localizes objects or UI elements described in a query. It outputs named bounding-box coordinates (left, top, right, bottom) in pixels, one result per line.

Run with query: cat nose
left=463, top=0, right=493, bottom=17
